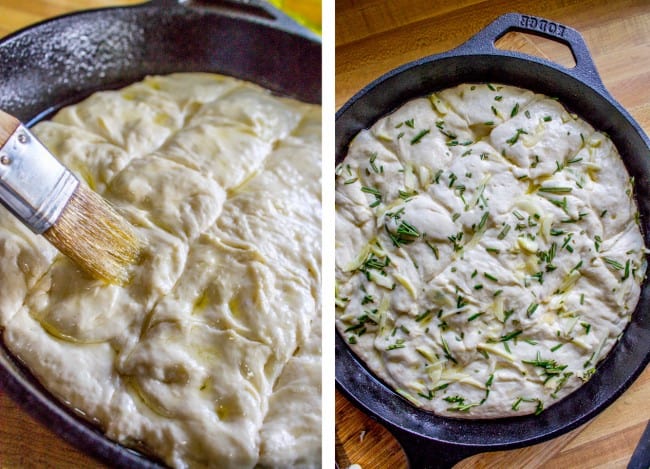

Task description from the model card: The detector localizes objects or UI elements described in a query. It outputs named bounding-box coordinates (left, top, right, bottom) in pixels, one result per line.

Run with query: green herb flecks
left=526, top=302, right=539, bottom=318
left=506, top=128, right=528, bottom=145
left=444, top=395, right=481, bottom=412
left=512, top=396, right=544, bottom=415
left=538, top=186, right=573, bottom=194
left=386, top=339, right=406, bottom=350
left=361, top=185, right=382, bottom=207
left=411, top=129, right=431, bottom=145
left=484, top=272, right=498, bottom=282
left=418, top=383, right=449, bottom=400
left=522, top=351, right=568, bottom=383
left=425, top=240, right=440, bottom=259
left=368, top=152, right=381, bottom=173
left=603, top=257, right=624, bottom=270
left=468, top=312, right=484, bottom=322
left=497, top=224, right=511, bottom=240
left=594, top=235, right=602, bottom=252
left=441, top=337, right=457, bottom=364
left=511, top=102, right=520, bottom=117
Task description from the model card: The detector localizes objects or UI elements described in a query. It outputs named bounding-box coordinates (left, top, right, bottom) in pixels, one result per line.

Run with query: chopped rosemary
left=418, top=383, right=450, bottom=400
left=526, top=302, right=539, bottom=318
left=389, top=220, right=421, bottom=245
left=478, top=211, right=490, bottom=231
left=387, top=339, right=406, bottom=350
left=594, top=235, right=602, bottom=252
left=510, top=102, right=520, bottom=117
left=468, top=312, right=484, bottom=322
left=522, top=351, right=568, bottom=377
left=411, top=129, right=431, bottom=145
left=497, top=224, right=511, bottom=240
left=506, top=128, right=528, bottom=145
left=425, top=240, right=440, bottom=259
left=570, top=260, right=583, bottom=273
left=500, top=330, right=523, bottom=342
left=622, top=259, right=631, bottom=281
left=531, top=271, right=544, bottom=284
left=399, top=189, right=418, bottom=201
left=484, top=272, right=498, bottom=282
left=604, top=257, right=624, bottom=270
left=448, top=231, right=464, bottom=252
left=538, top=186, right=573, bottom=194
left=512, top=397, right=544, bottom=415
left=441, top=337, right=457, bottom=363
left=368, top=152, right=380, bottom=173
left=361, top=294, right=374, bottom=305
left=551, top=372, right=574, bottom=398
left=361, top=186, right=381, bottom=197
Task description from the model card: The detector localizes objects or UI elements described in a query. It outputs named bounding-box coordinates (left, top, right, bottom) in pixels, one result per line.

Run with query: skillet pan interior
left=335, top=13, right=650, bottom=468
left=0, top=1, right=321, bottom=467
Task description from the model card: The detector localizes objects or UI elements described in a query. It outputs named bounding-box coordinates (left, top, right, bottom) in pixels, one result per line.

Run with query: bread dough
left=0, top=73, right=321, bottom=467
left=335, top=83, right=646, bottom=418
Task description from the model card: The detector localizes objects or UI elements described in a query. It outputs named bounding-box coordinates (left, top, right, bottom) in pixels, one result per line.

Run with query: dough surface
left=335, top=83, right=646, bottom=418
left=0, top=73, right=321, bottom=467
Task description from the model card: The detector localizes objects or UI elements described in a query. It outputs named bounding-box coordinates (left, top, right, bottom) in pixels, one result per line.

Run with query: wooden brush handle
left=0, top=109, right=21, bottom=148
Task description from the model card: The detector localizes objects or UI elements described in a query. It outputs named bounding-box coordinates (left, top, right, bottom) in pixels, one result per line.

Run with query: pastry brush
left=0, top=109, right=140, bottom=285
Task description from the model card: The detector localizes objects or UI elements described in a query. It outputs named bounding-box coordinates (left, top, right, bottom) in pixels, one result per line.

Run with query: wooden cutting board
left=336, top=0, right=650, bottom=468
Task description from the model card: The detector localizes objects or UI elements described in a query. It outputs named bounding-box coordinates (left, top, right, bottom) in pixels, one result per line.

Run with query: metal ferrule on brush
left=0, top=125, right=79, bottom=234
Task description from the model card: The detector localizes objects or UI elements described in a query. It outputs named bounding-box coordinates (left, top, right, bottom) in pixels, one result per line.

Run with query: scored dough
left=0, top=73, right=321, bottom=468
left=336, top=83, right=646, bottom=418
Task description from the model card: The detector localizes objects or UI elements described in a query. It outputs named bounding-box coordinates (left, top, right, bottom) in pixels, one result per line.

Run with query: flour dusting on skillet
left=0, top=73, right=321, bottom=467
left=335, top=83, right=646, bottom=418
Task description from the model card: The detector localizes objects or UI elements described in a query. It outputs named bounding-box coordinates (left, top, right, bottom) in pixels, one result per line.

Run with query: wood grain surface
left=336, top=1, right=650, bottom=468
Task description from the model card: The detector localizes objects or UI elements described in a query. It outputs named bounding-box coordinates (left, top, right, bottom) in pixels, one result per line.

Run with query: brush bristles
left=43, top=184, right=140, bottom=285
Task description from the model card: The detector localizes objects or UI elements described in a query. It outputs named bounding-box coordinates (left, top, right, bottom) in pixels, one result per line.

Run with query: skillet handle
left=387, top=425, right=480, bottom=469
left=147, top=0, right=320, bottom=41
left=454, top=12, right=605, bottom=91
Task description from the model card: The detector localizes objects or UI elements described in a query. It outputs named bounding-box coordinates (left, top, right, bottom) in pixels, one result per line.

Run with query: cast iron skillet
left=0, top=1, right=320, bottom=467
left=336, top=13, right=650, bottom=469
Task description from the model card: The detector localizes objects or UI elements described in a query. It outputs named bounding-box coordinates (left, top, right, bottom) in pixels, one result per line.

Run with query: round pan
left=335, top=13, right=650, bottom=468
left=0, top=1, right=320, bottom=467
